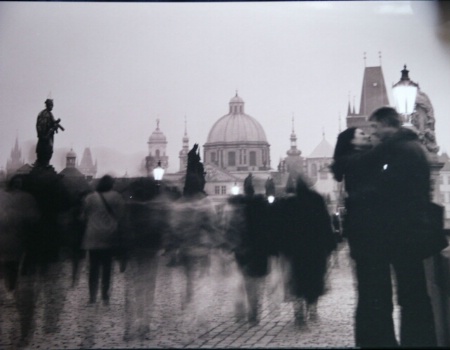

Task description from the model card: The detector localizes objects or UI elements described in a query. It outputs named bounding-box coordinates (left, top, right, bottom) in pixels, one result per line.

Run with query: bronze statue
left=35, top=99, right=64, bottom=168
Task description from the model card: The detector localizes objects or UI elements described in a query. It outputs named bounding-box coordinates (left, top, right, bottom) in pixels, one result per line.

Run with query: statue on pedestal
left=34, top=99, right=64, bottom=169
left=411, top=91, right=439, bottom=155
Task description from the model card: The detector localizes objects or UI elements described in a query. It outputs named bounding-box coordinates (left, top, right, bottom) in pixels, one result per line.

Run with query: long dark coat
left=275, top=189, right=336, bottom=303
left=224, top=194, right=271, bottom=278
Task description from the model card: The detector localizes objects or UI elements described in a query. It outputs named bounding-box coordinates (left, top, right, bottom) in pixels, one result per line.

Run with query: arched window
left=249, top=151, right=256, bottom=166
left=311, top=163, right=317, bottom=177
left=228, top=151, right=236, bottom=166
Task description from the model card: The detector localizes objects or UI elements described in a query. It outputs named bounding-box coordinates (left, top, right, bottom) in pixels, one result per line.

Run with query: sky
left=1, top=1, right=449, bottom=177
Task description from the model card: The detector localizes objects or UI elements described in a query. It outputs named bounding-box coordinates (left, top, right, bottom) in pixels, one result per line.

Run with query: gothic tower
left=347, top=53, right=389, bottom=134
left=79, top=147, right=97, bottom=180
left=6, top=136, right=25, bottom=177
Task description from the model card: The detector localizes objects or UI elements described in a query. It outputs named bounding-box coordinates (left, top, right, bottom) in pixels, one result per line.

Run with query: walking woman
left=81, top=175, right=125, bottom=305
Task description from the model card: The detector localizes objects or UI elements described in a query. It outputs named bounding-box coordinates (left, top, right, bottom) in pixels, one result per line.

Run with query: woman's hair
left=333, top=127, right=357, bottom=161
left=96, top=175, right=115, bottom=193
left=331, top=127, right=357, bottom=182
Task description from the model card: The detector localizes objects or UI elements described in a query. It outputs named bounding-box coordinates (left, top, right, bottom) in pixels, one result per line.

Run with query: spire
left=156, top=118, right=160, bottom=130
left=322, top=127, right=325, bottom=139
left=179, top=115, right=190, bottom=172
left=363, top=52, right=366, bottom=67
left=379, top=51, right=382, bottom=66
left=347, top=100, right=352, bottom=116
left=352, top=96, right=356, bottom=115
left=287, top=114, right=301, bottom=157
left=182, top=115, right=189, bottom=147
left=338, top=113, right=342, bottom=133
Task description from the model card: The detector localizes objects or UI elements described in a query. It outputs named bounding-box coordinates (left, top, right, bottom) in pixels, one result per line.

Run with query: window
left=228, top=152, right=236, bottom=166
left=320, top=170, right=328, bottom=180
left=438, top=175, right=444, bottom=185
left=215, top=186, right=220, bottom=195
left=311, top=163, right=317, bottom=177
left=249, top=151, right=256, bottom=166
left=221, top=186, right=227, bottom=195
left=155, top=149, right=160, bottom=158
left=211, top=152, right=216, bottom=163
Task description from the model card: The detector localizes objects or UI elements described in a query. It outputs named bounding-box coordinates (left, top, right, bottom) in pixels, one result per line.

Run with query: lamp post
left=231, top=182, right=239, bottom=195
left=265, top=177, right=276, bottom=204
left=392, top=65, right=419, bottom=128
left=153, top=160, right=164, bottom=193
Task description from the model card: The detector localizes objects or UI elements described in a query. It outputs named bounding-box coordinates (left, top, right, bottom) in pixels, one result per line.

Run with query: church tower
left=66, top=148, right=77, bottom=168
left=79, top=147, right=97, bottom=180
left=146, top=119, right=169, bottom=176
left=179, top=117, right=189, bottom=173
left=284, top=115, right=304, bottom=177
left=6, top=136, right=25, bottom=177
left=347, top=52, right=389, bottom=134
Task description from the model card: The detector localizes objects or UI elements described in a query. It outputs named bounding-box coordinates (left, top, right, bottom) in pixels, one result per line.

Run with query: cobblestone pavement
left=0, top=243, right=396, bottom=349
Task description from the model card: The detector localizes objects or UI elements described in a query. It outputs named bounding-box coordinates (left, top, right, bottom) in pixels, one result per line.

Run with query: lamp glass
left=231, top=184, right=239, bottom=195
left=393, top=83, right=418, bottom=115
left=153, top=166, right=164, bottom=181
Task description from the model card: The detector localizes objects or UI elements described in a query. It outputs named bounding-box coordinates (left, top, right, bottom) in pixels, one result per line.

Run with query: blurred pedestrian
left=274, top=175, right=336, bottom=325
left=222, top=173, right=271, bottom=325
left=0, top=175, right=39, bottom=293
left=123, top=177, right=169, bottom=341
left=168, top=144, right=222, bottom=315
left=81, top=175, right=125, bottom=305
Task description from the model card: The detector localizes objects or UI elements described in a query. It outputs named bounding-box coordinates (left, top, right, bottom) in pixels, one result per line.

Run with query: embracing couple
left=331, top=106, right=440, bottom=348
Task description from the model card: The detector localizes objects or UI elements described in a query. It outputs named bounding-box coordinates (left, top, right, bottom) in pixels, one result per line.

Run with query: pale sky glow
left=1, top=1, right=449, bottom=177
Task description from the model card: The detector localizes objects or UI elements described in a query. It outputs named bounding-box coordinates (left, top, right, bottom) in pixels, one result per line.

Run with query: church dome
left=206, top=94, right=268, bottom=144
left=67, top=149, right=77, bottom=158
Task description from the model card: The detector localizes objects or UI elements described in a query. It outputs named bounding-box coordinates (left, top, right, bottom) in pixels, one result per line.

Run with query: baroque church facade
left=143, top=93, right=337, bottom=206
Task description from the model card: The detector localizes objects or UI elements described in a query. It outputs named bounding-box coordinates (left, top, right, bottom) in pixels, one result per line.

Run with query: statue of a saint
left=35, top=99, right=64, bottom=168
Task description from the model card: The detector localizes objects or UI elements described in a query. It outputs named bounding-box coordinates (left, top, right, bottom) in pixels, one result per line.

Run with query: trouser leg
left=88, top=250, right=101, bottom=302
left=4, top=261, right=20, bottom=291
left=393, top=258, right=437, bottom=347
left=354, top=259, right=398, bottom=348
left=100, top=250, right=112, bottom=302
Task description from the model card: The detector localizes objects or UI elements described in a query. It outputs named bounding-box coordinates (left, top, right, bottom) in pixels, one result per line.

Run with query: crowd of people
left=0, top=106, right=444, bottom=348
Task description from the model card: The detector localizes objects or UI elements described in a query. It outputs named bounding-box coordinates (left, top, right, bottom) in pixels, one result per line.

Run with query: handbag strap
left=98, top=192, right=117, bottom=220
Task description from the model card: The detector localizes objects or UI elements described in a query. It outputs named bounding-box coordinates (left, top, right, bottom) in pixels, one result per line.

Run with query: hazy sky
left=1, top=1, right=449, bottom=176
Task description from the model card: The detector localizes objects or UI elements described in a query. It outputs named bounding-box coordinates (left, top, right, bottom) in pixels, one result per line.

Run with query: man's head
left=45, top=99, right=54, bottom=111
left=368, top=106, right=401, bottom=143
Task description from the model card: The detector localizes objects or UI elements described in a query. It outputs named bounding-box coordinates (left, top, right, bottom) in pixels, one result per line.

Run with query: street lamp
left=265, top=177, right=276, bottom=203
left=153, top=160, right=164, bottom=193
left=153, top=160, right=164, bottom=181
left=392, top=65, right=419, bottom=128
left=231, top=182, right=239, bottom=195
